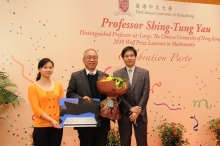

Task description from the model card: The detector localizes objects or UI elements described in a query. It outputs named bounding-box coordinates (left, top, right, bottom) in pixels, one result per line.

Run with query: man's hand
left=130, top=106, right=142, bottom=114
left=83, top=96, right=91, bottom=101
left=129, top=112, right=138, bottom=122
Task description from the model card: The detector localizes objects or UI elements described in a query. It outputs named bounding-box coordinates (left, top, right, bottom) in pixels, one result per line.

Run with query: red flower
left=172, top=128, right=176, bottom=131
left=174, top=131, right=178, bottom=136
left=171, top=122, right=175, bottom=126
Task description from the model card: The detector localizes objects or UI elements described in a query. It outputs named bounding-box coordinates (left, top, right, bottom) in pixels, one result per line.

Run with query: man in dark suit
left=66, top=49, right=110, bottom=146
left=113, top=46, right=150, bottom=146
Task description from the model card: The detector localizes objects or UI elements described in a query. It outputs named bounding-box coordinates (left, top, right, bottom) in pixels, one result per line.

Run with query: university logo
left=119, top=0, right=129, bottom=12
left=115, top=0, right=133, bottom=16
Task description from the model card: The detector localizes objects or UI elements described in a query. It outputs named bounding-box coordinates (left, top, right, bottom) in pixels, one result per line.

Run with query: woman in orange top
left=28, top=58, right=64, bottom=146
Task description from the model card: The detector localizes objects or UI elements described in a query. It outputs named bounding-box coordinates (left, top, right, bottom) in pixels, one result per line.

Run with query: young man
left=113, top=46, right=150, bottom=146
left=66, top=49, right=110, bottom=146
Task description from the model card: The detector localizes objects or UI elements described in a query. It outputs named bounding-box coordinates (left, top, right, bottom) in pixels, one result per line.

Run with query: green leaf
left=0, top=71, right=24, bottom=107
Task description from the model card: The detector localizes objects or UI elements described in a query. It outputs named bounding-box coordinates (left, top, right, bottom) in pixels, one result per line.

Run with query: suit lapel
left=131, top=67, right=140, bottom=91
left=120, top=67, right=132, bottom=92
left=97, top=70, right=106, bottom=99
left=120, top=67, right=129, bottom=81
left=79, top=69, right=91, bottom=97
left=97, top=70, right=104, bottom=79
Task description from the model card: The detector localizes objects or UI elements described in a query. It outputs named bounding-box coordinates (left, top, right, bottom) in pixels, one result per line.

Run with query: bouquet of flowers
left=207, top=118, right=220, bottom=145
left=157, top=122, right=190, bottom=146
left=107, top=127, right=121, bottom=146
left=97, top=76, right=128, bottom=120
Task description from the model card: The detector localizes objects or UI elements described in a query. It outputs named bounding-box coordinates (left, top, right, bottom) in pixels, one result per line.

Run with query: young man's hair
left=121, top=46, right=137, bottom=58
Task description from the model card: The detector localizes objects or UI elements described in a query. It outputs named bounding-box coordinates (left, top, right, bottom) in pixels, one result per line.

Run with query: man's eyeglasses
left=84, top=56, right=98, bottom=60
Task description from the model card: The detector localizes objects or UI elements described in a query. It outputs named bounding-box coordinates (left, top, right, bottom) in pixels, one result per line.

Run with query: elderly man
left=66, top=49, right=110, bottom=146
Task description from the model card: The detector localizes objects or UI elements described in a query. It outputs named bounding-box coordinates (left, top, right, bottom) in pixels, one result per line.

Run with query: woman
left=28, top=58, right=64, bottom=146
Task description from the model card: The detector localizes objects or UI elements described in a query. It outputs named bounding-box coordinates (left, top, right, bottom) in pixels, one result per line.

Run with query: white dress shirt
left=126, top=66, right=135, bottom=85
left=85, top=68, right=97, bottom=75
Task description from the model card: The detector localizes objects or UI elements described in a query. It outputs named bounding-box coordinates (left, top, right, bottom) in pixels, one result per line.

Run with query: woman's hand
left=40, top=113, right=62, bottom=129
left=51, top=119, right=62, bottom=129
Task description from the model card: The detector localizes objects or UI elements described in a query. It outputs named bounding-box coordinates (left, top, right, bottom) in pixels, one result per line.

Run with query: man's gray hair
left=83, top=48, right=98, bottom=58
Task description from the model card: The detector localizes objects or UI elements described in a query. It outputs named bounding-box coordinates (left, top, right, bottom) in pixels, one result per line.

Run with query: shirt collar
left=85, top=68, right=97, bottom=75
left=126, top=66, right=135, bottom=72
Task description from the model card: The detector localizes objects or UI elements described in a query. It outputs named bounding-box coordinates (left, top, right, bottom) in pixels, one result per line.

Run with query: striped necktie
left=128, top=69, right=132, bottom=85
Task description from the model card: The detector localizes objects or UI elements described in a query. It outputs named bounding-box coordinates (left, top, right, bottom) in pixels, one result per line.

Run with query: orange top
left=28, top=82, right=64, bottom=127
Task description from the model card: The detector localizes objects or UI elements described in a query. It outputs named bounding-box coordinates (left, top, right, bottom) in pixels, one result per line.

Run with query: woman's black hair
left=36, top=58, right=54, bottom=81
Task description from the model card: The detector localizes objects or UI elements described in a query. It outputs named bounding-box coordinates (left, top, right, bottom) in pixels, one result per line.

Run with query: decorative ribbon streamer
left=11, top=55, right=34, bottom=83
left=192, top=99, right=212, bottom=109
left=150, top=82, right=162, bottom=93
left=32, top=115, right=35, bottom=121
left=154, top=103, right=181, bottom=110
left=190, top=115, right=198, bottom=131
left=104, top=66, right=111, bottom=73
